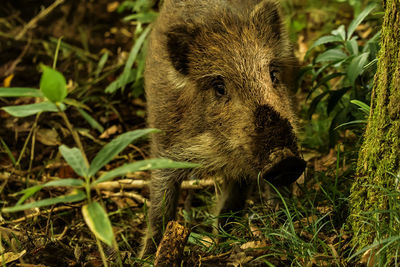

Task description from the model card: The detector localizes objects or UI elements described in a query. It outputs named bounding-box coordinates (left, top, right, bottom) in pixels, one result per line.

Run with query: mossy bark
left=349, top=0, right=400, bottom=253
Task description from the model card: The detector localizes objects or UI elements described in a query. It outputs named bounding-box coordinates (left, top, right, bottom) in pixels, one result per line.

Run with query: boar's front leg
left=216, top=178, right=253, bottom=232
left=139, top=169, right=186, bottom=258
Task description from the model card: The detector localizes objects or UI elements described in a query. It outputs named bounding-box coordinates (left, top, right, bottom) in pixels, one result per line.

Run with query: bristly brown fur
left=139, top=0, right=304, bottom=257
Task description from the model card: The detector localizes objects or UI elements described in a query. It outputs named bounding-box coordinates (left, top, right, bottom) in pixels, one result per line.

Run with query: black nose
left=262, top=156, right=306, bottom=186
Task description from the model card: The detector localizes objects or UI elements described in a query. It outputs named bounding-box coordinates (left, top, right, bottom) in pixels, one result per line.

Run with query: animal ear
left=166, top=26, right=197, bottom=75
left=250, top=0, right=282, bottom=41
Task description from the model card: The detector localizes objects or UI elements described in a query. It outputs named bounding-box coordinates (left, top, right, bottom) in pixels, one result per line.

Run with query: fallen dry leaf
left=360, top=246, right=380, bottom=267
left=240, top=240, right=268, bottom=250
left=316, top=206, right=333, bottom=214
left=313, top=149, right=337, bottom=172
left=36, top=128, right=61, bottom=146
left=3, top=74, right=14, bottom=87
left=250, top=225, right=263, bottom=238
left=0, top=250, right=26, bottom=265
left=107, top=1, right=119, bottom=12
left=99, top=125, right=121, bottom=139
left=329, top=244, right=339, bottom=258
left=293, top=215, right=318, bottom=228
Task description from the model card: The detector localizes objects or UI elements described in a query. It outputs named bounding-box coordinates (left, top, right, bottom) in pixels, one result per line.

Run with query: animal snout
left=261, top=148, right=306, bottom=186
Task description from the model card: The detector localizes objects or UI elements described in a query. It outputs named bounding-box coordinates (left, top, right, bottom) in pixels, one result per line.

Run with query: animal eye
left=270, top=70, right=279, bottom=84
left=211, top=77, right=226, bottom=96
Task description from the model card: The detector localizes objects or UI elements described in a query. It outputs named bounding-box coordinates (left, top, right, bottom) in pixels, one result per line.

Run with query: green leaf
left=40, top=66, right=67, bottom=103
left=16, top=185, right=43, bottom=206
left=362, top=31, right=381, bottom=54
left=363, top=58, right=378, bottom=73
left=15, top=178, right=84, bottom=205
left=14, top=179, right=84, bottom=206
left=335, top=120, right=367, bottom=130
left=88, top=129, right=160, bottom=177
left=0, top=137, right=16, bottom=165
left=82, top=202, right=114, bottom=247
left=327, top=87, right=350, bottom=114
left=347, top=52, right=369, bottom=86
left=93, top=158, right=200, bottom=185
left=308, top=91, right=329, bottom=119
left=77, top=108, right=104, bottom=133
left=95, top=52, right=109, bottom=78
left=59, top=145, right=89, bottom=177
left=104, top=69, right=136, bottom=94
left=296, top=66, right=313, bottom=88
left=351, top=100, right=370, bottom=114
left=329, top=106, right=349, bottom=140
left=307, top=35, right=343, bottom=56
left=315, top=49, right=347, bottom=63
left=347, top=3, right=377, bottom=40
left=62, top=98, right=90, bottom=110
left=311, top=62, right=337, bottom=83
left=0, top=88, right=43, bottom=97
left=331, top=25, right=346, bottom=40
left=43, top=178, right=85, bottom=187
left=1, top=102, right=65, bottom=117
left=310, top=72, right=345, bottom=96
left=2, top=190, right=86, bottom=212
left=345, top=37, right=359, bottom=55
left=124, top=26, right=151, bottom=73
left=105, top=26, right=151, bottom=93
left=123, top=11, right=158, bottom=23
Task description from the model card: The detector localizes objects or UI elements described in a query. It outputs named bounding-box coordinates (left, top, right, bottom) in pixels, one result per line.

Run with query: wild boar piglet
left=140, top=0, right=306, bottom=257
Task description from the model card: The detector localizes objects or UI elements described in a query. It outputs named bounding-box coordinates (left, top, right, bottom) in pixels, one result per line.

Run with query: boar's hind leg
left=216, top=178, right=253, bottom=232
left=139, top=169, right=186, bottom=258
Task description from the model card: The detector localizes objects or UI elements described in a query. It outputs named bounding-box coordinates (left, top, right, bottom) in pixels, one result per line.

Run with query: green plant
left=1, top=129, right=198, bottom=242
left=104, top=1, right=158, bottom=97
left=0, top=65, right=199, bottom=266
left=336, top=99, right=370, bottom=129
left=1, top=65, right=103, bottom=166
left=302, top=3, right=379, bottom=146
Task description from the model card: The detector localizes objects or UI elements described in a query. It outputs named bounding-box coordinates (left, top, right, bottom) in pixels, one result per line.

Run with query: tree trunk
left=350, top=0, right=400, bottom=256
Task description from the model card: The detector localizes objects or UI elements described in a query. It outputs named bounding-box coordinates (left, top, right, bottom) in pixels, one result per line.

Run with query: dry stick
left=0, top=226, right=22, bottom=237
left=153, top=221, right=190, bottom=267
left=127, top=144, right=147, bottom=159
left=15, top=0, right=65, bottom=40
left=27, top=123, right=38, bottom=180
left=4, top=34, right=31, bottom=77
left=101, top=191, right=150, bottom=206
left=0, top=206, right=74, bottom=225
left=0, top=172, right=37, bottom=186
left=94, top=179, right=215, bottom=191
left=15, top=113, right=41, bottom=168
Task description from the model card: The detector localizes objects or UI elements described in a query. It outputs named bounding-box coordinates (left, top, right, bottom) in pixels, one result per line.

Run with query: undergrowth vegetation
left=2, top=0, right=399, bottom=266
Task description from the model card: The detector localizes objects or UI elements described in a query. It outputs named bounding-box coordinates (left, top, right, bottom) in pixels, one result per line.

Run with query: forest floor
left=0, top=1, right=373, bottom=266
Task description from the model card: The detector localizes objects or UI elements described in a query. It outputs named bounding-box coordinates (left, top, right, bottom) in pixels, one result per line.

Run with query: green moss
left=349, top=0, right=400, bottom=259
